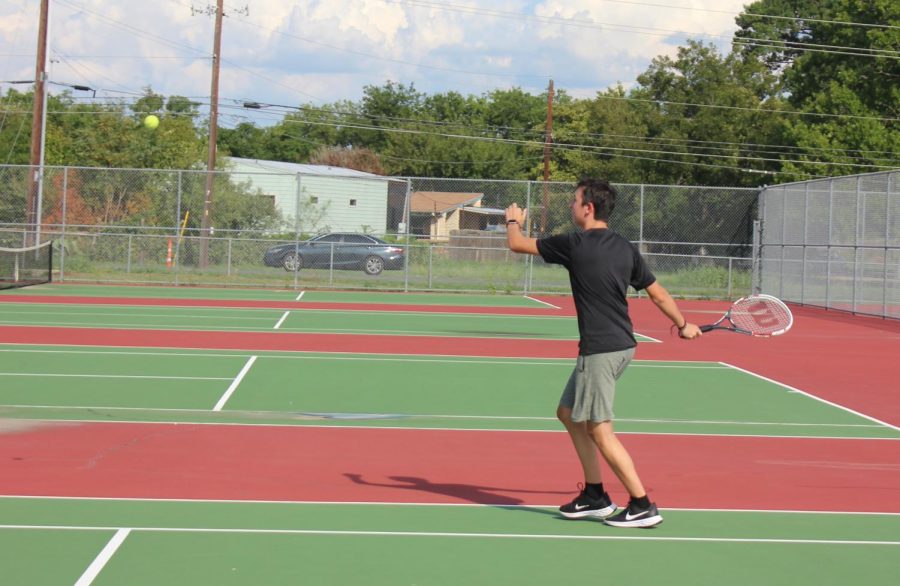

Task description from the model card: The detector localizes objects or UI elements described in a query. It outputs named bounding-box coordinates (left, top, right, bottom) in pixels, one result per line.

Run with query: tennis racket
left=699, top=294, right=793, bottom=337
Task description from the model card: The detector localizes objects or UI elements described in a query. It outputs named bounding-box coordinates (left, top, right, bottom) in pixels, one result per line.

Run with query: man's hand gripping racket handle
left=678, top=323, right=702, bottom=339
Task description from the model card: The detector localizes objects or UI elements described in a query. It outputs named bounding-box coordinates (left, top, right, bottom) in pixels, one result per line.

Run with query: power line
left=9, top=90, right=895, bottom=166
left=567, top=0, right=900, bottom=31
left=41, top=0, right=900, bottom=130
left=275, top=115, right=894, bottom=174
left=593, top=94, right=899, bottom=123
left=0, top=98, right=866, bottom=178
left=387, top=0, right=899, bottom=57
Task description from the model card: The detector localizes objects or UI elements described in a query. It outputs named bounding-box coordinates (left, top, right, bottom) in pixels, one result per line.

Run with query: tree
left=0, top=88, right=34, bottom=165
left=552, top=85, right=655, bottom=184
left=733, top=0, right=900, bottom=178
left=309, top=146, right=384, bottom=174
left=618, top=41, right=785, bottom=186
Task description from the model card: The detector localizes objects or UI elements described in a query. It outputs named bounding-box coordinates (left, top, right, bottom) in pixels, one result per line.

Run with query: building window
left=349, top=199, right=357, bottom=207
left=309, top=196, right=319, bottom=204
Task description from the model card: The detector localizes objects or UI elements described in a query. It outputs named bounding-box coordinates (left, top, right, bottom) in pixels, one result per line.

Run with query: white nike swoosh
left=574, top=504, right=591, bottom=511
left=625, top=510, right=650, bottom=521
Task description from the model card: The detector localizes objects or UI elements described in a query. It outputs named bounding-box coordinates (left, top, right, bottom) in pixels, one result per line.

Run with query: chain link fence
left=758, top=170, right=900, bottom=319
left=1, top=164, right=759, bottom=298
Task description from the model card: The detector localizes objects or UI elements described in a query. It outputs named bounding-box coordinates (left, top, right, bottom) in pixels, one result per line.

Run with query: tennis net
left=0, top=241, right=54, bottom=290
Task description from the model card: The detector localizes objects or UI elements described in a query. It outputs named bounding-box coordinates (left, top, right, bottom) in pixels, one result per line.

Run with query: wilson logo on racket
left=699, top=294, right=793, bottom=337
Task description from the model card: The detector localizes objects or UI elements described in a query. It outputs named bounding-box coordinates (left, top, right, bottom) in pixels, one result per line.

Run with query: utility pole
left=192, top=1, right=248, bottom=267
left=26, top=0, right=49, bottom=247
left=541, top=79, right=554, bottom=235
left=197, top=0, right=224, bottom=268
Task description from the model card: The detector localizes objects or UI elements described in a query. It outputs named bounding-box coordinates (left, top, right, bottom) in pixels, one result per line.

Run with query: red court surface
left=1, top=422, right=898, bottom=512
left=0, top=294, right=897, bottom=524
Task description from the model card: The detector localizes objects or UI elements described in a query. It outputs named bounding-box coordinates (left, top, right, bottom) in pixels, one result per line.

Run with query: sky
left=1, top=0, right=753, bottom=127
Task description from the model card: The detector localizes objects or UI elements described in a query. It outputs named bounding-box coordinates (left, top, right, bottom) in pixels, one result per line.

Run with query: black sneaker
left=558, top=484, right=617, bottom=519
left=602, top=500, right=663, bottom=528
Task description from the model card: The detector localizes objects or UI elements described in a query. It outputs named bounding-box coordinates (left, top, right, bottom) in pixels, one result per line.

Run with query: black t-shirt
left=537, top=229, right=656, bottom=355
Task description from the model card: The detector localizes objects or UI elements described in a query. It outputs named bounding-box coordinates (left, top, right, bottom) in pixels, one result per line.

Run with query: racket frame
left=699, top=294, right=793, bottom=337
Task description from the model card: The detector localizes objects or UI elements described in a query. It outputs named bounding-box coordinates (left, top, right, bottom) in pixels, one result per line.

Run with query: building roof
left=410, top=192, right=484, bottom=214
left=460, top=206, right=505, bottom=216
left=226, top=157, right=381, bottom=178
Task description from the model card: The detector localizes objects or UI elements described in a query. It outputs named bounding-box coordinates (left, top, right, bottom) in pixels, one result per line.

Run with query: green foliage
left=2, top=2, right=895, bottom=191
left=734, top=0, right=899, bottom=181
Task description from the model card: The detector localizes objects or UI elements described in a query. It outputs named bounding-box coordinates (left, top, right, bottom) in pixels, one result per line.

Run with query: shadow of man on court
left=344, top=473, right=565, bottom=516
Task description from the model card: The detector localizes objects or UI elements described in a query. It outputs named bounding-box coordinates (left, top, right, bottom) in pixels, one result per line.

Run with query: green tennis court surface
left=0, top=302, right=587, bottom=339
left=1, top=346, right=895, bottom=438
left=2, top=498, right=897, bottom=586
left=0, top=284, right=550, bottom=307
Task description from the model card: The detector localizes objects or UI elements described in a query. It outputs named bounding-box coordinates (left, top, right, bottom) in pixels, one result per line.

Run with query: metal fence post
left=802, top=182, right=809, bottom=305
left=524, top=181, right=532, bottom=295
left=126, top=234, right=133, bottom=274
left=176, top=170, right=183, bottom=235
left=427, top=244, right=433, bottom=289
left=329, top=242, right=335, bottom=286
left=174, top=171, right=183, bottom=287
left=826, top=180, right=833, bottom=309
left=853, top=176, right=861, bottom=312
left=885, top=173, right=892, bottom=316
left=751, top=219, right=760, bottom=293
left=226, top=238, right=232, bottom=277
left=780, top=187, right=787, bottom=300
left=403, top=179, right=411, bottom=293
left=59, top=166, right=68, bottom=281
left=639, top=184, right=645, bottom=252
left=293, top=173, right=303, bottom=290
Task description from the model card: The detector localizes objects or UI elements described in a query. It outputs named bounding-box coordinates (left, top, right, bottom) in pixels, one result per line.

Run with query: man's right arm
left=645, top=281, right=701, bottom=339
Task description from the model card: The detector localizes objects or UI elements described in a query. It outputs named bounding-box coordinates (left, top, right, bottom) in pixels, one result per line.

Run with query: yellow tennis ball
left=143, top=115, right=160, bottom=129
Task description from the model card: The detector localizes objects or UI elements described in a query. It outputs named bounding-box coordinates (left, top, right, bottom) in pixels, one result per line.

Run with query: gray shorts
left=560, top=348, right=635, bottom=423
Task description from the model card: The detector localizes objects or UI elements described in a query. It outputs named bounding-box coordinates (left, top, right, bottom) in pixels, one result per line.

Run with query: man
left=505, top=178, right=701, bottom=528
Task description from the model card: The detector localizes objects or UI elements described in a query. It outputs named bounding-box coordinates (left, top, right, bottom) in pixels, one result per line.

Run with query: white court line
left=0, top=320, right=582, bottom=340
left=212, top=356, right=257, bottom=411
left=524, top=296, right=560, bottom=309
left=273, top=311, right=290, bottom=329
left=720, top=362, right=900, bottom=432
left=0, top=373, right=230, bottom=381
left=3, top=524, right=897, bottom=546
left=0, top=348, right=722, bottom=366
left=3, top=404, right=882, bottom=429
left=4, top=495, right=900, bottom=516
left=73, top=528, right=130, bottom=586
left=635, top=331, right=663, bottom=343
left=295, top=291, right=305, bottom=301
left=0, top=303, right=575, bottom=323
left=5, top=413, right=895, bottom=440
left=0, top=308, right=282, bottom=320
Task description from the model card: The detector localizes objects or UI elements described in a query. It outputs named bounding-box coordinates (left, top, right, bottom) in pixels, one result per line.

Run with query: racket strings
left=730, top=298, right=792, bottom=335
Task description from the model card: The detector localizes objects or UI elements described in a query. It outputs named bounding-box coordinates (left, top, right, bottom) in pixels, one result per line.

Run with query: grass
left=55, top=253, right=752, bottom=299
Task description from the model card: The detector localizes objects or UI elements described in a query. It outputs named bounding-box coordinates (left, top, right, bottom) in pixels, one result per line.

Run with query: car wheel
left=282, top=253, right=302, bottom=272
left=363, top=255, right=384, bottom=275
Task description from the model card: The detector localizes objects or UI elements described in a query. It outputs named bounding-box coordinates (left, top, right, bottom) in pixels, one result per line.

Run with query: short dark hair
left=576, top=178, right=617, bottom=220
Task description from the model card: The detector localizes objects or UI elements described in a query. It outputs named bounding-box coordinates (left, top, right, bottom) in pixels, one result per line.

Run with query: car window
left=343, top=234, right=374, bottom=244
left=314, top=234, right=343, bottom=243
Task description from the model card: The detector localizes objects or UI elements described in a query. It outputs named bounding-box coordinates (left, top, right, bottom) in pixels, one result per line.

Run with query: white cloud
left=0, top=0, right=751, bottom=119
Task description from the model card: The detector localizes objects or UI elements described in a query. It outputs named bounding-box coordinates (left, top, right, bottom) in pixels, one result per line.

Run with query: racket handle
left=700, top=325, right=715, bottom=332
